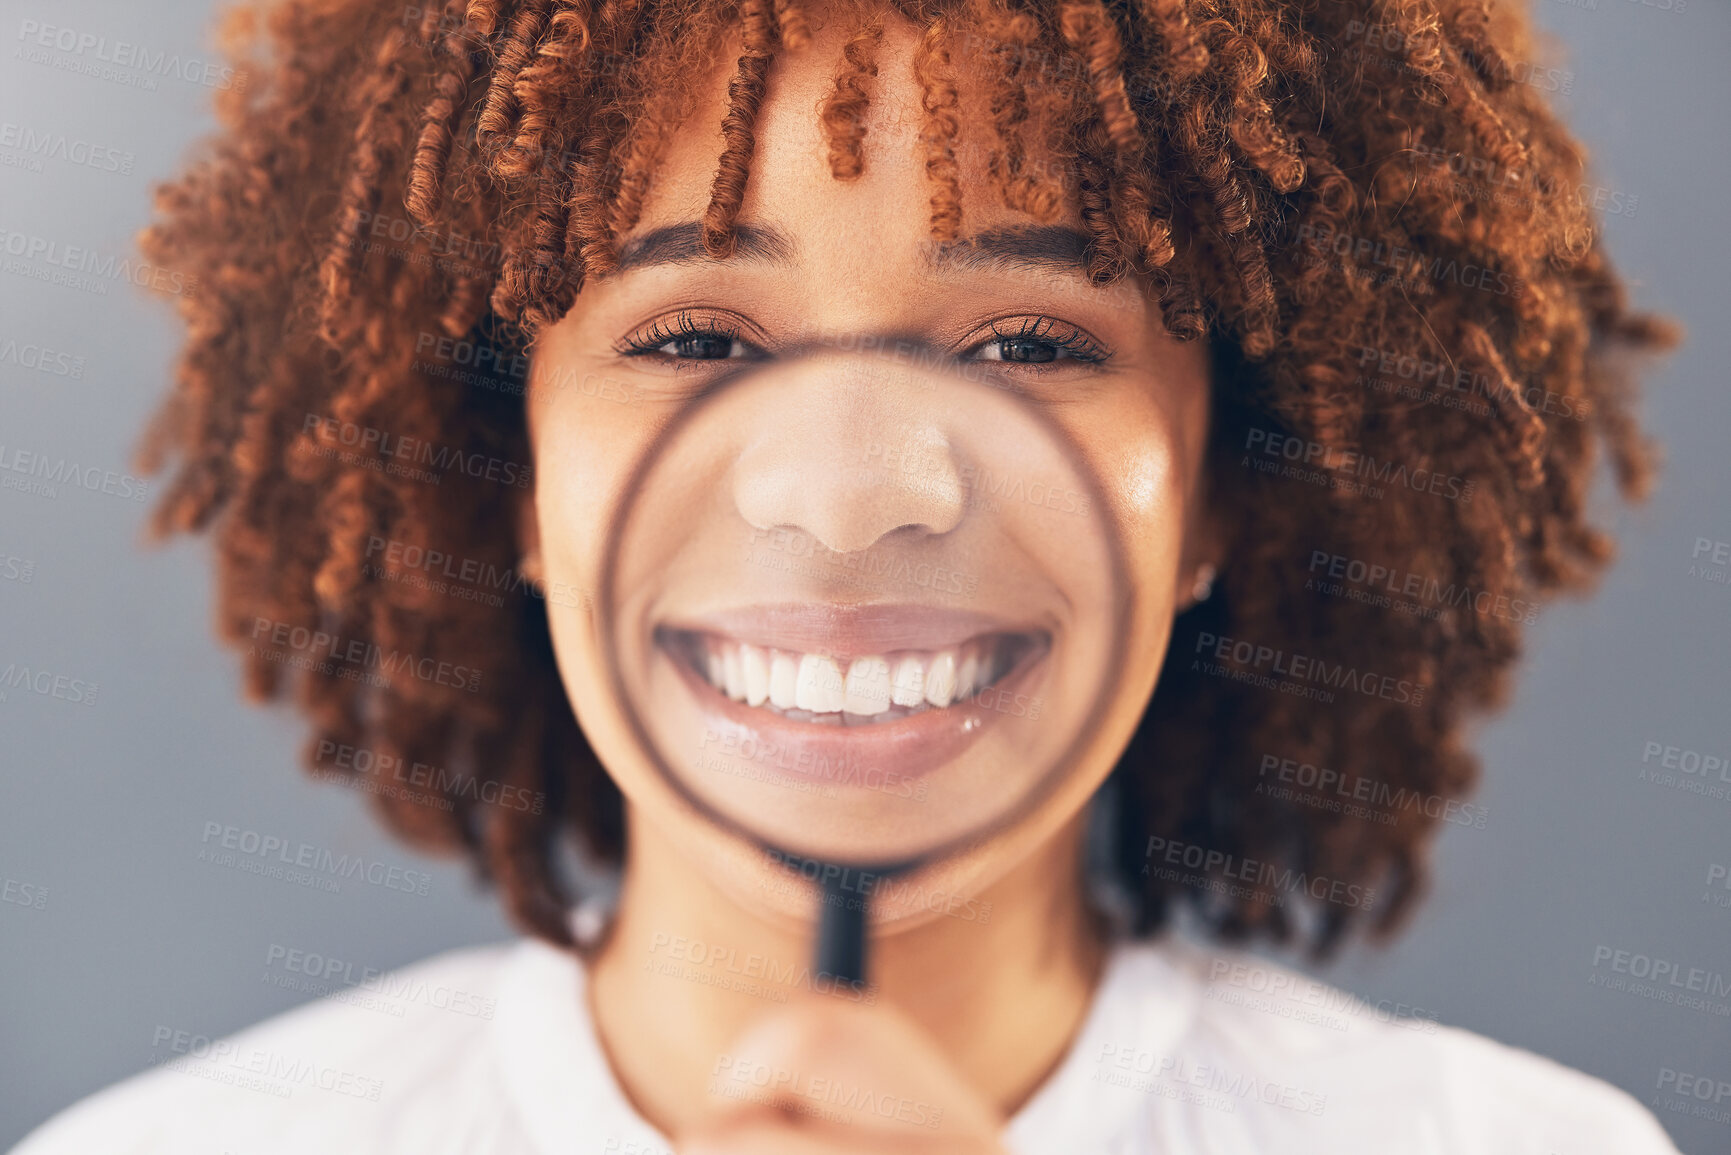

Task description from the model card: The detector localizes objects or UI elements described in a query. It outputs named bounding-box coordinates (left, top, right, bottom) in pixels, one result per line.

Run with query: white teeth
left=723, top=647, right=746, bottom=701
left=845, top=656, right=892, bottom=715
left=796, top=653, right=846, bottom=713
left=890, top=655, right=926, bottom=707
left=925, top=650, right=957, bottom=708
left=741, top=644, right=770, bottom=707
left=769, top=650, right=799, bottom=709
left=697, top=636, right=1012, bottom=719
left=956, top=652, right=979, bottom=702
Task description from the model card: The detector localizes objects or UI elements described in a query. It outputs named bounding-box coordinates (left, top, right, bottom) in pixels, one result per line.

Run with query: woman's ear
left=517, top=334, right=545, bottom=583
left=1176, top=487, right=1226, bottom=612
left=1169, top=327, right=1227, bottom=614
left=515, top=484, right=544, bottom=583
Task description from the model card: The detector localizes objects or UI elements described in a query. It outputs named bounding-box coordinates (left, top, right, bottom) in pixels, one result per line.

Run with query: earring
left=1190, top=563, right=1217, bottom=604
left=519, top=548, right=545, bottom=584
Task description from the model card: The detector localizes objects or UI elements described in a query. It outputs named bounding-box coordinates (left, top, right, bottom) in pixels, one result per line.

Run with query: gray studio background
left=1, top=0, right=1727, bottom=1150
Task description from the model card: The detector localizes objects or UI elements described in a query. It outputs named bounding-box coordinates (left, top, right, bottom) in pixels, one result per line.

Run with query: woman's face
left=525, top=10, right=1216, bottom=928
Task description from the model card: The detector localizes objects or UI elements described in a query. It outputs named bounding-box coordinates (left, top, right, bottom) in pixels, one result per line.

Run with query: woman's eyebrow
left=928, top=225, right=1091, bottom=276
left=610, top=221, right=1090, bottom=278
left=613, top=222, right=796, bottom=273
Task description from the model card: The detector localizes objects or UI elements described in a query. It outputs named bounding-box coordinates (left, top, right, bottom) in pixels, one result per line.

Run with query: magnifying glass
left=598, top=340, right=1127, bottom=986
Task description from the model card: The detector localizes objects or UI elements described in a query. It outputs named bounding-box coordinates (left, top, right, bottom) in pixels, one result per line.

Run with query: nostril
left=886, top=521, right=941, bottom=541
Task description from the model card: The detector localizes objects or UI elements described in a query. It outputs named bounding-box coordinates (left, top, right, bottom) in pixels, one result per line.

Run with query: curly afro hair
left=137, top=0, right=1675, bottom=955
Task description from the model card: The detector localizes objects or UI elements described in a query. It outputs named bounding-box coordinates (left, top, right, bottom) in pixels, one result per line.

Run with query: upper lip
left=655, top=603, right=1045, bottom=657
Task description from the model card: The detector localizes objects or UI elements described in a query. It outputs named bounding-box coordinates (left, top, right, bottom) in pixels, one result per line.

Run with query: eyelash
left=615, top=310, right=753, bottom=360
left=977, top=316, right=1108, bottom=365
left=616, top=311, right=1111, bottom=367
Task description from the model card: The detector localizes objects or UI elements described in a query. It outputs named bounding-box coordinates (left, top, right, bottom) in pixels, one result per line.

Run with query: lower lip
left=659, top=638, right=1049, bottom=784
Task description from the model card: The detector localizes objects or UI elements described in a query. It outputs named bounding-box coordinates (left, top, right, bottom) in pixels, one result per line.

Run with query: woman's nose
left=731, top=362, right=966, bottom=554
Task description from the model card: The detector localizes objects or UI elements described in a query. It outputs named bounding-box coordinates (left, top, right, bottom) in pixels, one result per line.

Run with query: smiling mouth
left=657, top=626, right=1048, bottom=727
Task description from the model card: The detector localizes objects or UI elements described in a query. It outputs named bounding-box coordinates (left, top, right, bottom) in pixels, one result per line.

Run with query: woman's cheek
left=1101, top=431, right=1191, bottom=685
left=1117, top=440, right=1172, bottom=518
left=1105, top=435, right=1184, bottom=569
left=531, top=380, right=650, bottom=591
left=529, top=364, right=698, bottom=791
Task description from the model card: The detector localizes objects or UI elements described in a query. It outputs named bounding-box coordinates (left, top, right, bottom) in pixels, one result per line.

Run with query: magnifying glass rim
left=595, top=353, right=1135, bottom=875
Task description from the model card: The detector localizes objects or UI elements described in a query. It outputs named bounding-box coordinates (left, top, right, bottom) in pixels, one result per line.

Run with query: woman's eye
left=964, top=319, right=1109, bottom=367
left=658, top=333, right=744, bottom=360
left=979, top=337, right=1063, bottom=364
left=616, top=312, right=764, bottom=362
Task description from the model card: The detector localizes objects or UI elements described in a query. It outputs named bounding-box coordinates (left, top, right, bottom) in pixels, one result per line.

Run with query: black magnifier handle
left=815, top=867, right=868, bottom=987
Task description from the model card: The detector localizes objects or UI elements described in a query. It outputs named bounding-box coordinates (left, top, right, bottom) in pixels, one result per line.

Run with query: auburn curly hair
left=137, top=0, right=1674, bottom=955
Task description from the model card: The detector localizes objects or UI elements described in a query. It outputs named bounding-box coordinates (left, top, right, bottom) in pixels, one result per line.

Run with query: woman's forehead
left=632, top=10, right=1085, bottom=241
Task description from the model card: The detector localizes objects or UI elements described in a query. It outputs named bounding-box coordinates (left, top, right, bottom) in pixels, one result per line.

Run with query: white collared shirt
left=11, top=933, right=1680, bottom=1154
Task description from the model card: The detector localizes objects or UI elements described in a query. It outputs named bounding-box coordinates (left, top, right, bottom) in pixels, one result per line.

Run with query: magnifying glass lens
left=601, top=347, right=1126, bottom=978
